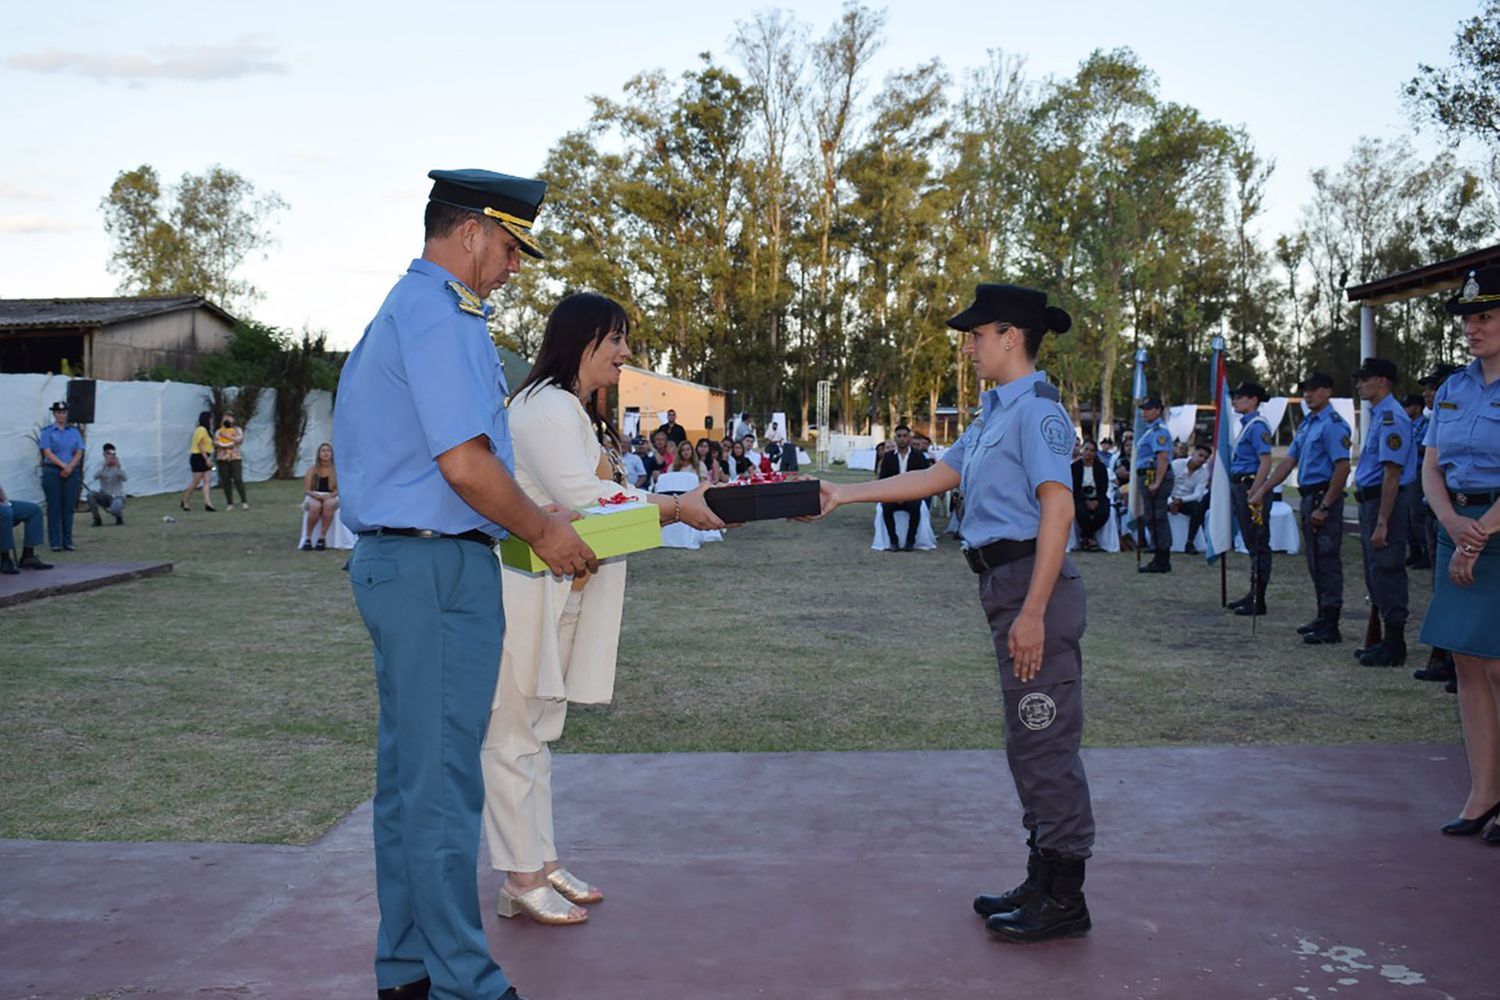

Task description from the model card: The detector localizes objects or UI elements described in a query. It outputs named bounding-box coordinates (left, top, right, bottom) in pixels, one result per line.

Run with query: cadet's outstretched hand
left=816, top=480, right=843, bottom=519
left=677, top=482, right=729, bottom=531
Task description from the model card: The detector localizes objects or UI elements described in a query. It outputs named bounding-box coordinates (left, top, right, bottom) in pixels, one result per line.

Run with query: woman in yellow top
left=179, top=410, right=217, bottom=511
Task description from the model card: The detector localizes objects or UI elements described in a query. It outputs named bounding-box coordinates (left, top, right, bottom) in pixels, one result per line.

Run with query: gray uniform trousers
left=1138, top=470, right=1174, bottom=553
left=1357, top=486, right=1411, bottom=629
left=1231, top=480, right=1273, bottom=597
left=980, top=554, right=1094, bottom=860
left=1299, top=490, right=1344, bottom=613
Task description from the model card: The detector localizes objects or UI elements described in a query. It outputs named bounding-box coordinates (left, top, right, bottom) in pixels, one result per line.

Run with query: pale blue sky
left=0, top=0, right=1484, bottom=348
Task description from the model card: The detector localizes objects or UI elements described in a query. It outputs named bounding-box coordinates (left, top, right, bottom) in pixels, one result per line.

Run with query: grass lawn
left=0, top=473, right=1459, bottom=844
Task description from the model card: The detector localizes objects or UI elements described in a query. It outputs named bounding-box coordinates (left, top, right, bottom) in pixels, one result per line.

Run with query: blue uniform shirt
left=1230, top=410, right=1273, bottom=475
left=1134, top=418, right=1172, bottom=471
left=1424, top=358, right=1500, bottom=490
left=1355, top=393, right=1417, bottom=489
left=334, top=259, right=514, bottom=538
left=1286, top=405, right=1350, bottom=484
left=942, top=370, right=1073, bottom=546
left=1412, top=413, right=1430, bottom=458
left=38, top=424, right=84, bottom=465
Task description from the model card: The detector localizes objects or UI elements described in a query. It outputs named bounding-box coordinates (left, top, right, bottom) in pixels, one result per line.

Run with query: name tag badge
left=1437, top=402, right=1457, bottom=410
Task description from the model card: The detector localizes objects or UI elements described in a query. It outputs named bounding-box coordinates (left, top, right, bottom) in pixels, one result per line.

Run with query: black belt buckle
left=962, top=545, right=987, bottom=574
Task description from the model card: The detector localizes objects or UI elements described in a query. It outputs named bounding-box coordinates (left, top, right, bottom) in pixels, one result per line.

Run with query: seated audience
left=725, top=440, right=756, bottom=479
left=1071, top=440, right=1111, bottom=551
left=1098, top=437, right=1118, bottom=470
left=871, top=441, right=887, bottom=478
left=623, top=437, right=648, bottom=488
left=0, top=480, right=54, bottom=574
left=706, top=439, right=728, bottom=482
left=694, top=438, right=726, bottom=484
left=672, top=439, right=709, bottom=481
left=1169, top=445, right=1212, bottom=553
left=742, top=434, right=763, bottom=468
left=649, top=430, right=674, bottom=486
left=300, top=442, right=340, bottom=551
left=88, top=443, right=128, bottom=526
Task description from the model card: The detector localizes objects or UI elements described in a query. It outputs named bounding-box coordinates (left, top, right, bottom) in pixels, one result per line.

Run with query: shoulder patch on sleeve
left=1340, top=434, right=1351, bottom=448
left=1032, top=381, right=1061, bottom=401
left=1156, top=432, right=1168, bottom=446
left=1386, top=433, right=1402, bottom=450
left=1040, top=413, right=1072, bottom=455
left=1260, top=431, right=1273, bottom=444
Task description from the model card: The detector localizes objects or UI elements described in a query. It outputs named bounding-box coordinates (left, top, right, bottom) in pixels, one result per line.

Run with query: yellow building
left=615, top=365, right=727, bottom=443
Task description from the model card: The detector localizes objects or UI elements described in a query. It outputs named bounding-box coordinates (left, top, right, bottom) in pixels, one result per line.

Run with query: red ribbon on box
left=596, top=492, right=635, bottom=506
left=729, top=472, right=790, bottom=486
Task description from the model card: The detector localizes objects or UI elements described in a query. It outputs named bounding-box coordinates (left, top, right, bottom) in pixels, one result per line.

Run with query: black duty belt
left=1449, top=489, right=1499, bottom=508
left=1231, top=474, right=1257, bottom=486
left=1298, top=482, right=1331, bottom=496
left=1353, top=486, right=1388, bottom=503
left=359, top=527, right=496, bottom=547
left=963, top=538, right=1038, bottom=574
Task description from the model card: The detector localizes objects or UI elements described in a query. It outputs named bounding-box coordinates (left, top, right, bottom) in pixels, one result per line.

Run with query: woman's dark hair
left=707, top=440, right=723, bottom=461
left=731, top=440, right=746, bottom=458
left=198, top=411, right=213, bottom=432
left=513, top=292, right=629, bottom=449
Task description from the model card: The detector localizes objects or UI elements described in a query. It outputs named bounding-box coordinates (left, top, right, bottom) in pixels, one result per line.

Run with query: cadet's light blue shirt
left=38, top=424, right=84, bottom=465
left=334, top=259, right=514, bottom=538
left=1230, top=410, right=1273, bottom=474
left=1412, top=413, right=1430, bottom=457
left=1134, top=418, right=1172, bottom=471
left=1355, top=393, right=1417, bottom=489
left=941, top=370, right=1073, bottom=546
left=1286, top=405, right=1350, bottom=484
left=1424, top=359, right=1500, bottom=490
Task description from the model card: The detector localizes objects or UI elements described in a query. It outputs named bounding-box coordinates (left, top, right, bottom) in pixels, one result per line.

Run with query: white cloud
left=0, top=216, right=87, bottom=234
left=0, top=183, right=54, bottom=201
left=5, top=35, right=285, bottom=83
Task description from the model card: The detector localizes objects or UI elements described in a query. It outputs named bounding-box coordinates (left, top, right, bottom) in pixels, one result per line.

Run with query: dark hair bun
left=1045, top=306, right=1072, bottom=334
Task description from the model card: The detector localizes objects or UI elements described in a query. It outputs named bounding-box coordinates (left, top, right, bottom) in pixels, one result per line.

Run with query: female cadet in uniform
left=480, top=293, right=727, bottom=924
left=1419, top=265, right=1500, bottom=842
left=818, top=283, right=1094, bottom=943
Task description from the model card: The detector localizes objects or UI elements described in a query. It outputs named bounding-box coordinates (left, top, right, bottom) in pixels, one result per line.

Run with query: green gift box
left=499, top=501, right=662, bottom=573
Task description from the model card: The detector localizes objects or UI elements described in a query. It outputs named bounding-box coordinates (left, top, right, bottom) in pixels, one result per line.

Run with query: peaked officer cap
left=1353, top=357, right=1398, bottom=382
left=428, top=168, right=548, bottom=259
left=946, top=284, right=1072, bottom=335
left=1446, top=265, right=1500, bottom=316
left=1230, top=381, right=1268, bottom=401
left=1298, top=371, right=1334, bottom=391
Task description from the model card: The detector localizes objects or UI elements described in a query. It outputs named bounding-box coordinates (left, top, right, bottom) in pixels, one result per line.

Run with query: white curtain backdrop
left=1, top=373, right=334, bottom=503
left=1165, top=405, right=1198, bottom=443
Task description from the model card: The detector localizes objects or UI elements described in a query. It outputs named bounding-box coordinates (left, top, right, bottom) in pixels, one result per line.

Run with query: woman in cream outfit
left=481, top=293, right=725, bottom=924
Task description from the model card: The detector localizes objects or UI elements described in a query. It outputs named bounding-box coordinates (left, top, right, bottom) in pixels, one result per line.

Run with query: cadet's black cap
left=1298, top=371, right=1334, bottom=391
left=1230, top=381, right=1268, bottom=401
left=1353, top=357, right=1398, bottom=382
left=1446, top=266, right=1500, bottom=316
left=1400, top=393, right=1425, bottom=409
left=428, top=169, right=548, bottom=259
left=1418, top=363, right=1463, bottom=386
left=946, top=283, right=1072, bottom=335
left=49, top=400, right=68, bottom=412
left=1138, top=396, right=1163, bottom=410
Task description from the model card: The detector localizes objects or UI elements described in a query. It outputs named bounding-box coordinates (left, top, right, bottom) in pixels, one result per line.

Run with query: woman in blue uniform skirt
left=1419, top=265, right=1500, bottom=842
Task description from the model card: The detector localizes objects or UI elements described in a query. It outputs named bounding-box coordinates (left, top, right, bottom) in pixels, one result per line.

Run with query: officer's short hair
left=895, top=423, right=912, bottom=434
left=424, top=201, right=481, bottom=241
left=103, top=443, right=116, bottom=452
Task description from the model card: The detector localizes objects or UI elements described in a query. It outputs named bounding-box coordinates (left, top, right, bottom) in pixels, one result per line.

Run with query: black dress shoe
left=1413, top=657, right=1456, bottom=682
left=1441, top=801, right=1500, bottom=836
left=0, top=554, right=17, bottom=575
left=1359, top=638, right=1407, bottom=667
left=19, top=553, right=54, bottom=570
left=377, top=977, right=429, bottom=999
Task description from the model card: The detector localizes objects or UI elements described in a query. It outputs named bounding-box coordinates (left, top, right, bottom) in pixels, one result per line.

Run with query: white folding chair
left=296, top=500, right=356, bottom=550
left=871, top=502, right=937, bottom=551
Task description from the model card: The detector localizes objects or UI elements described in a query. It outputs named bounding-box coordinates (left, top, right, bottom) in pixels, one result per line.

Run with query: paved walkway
left=3, top=745, right=1494, bottom=1000
left=0, top=560, right=171, bottom=608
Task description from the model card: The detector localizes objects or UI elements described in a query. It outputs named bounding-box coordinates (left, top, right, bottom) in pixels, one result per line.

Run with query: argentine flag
left=1125, top=349, right=1148, bottom=534
left=1204, top=337, right=1235, bottom=562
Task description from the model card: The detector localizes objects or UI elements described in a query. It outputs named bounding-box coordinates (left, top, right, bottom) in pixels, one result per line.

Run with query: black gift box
left=705, top=478, right=821, bottom=522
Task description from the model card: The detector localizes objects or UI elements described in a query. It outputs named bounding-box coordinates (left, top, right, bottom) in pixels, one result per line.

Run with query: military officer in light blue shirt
left=1224, top=382, right=1275, bottom=615
left=1418, top=265, right=1500, bottom=837
left=335, top=169, right=596, bottom=1000
left=1134, top=397, right=1175, bottom=573
left=1351, top=356, right=1417, bottom=667
left=1252, top=372, right=1351, bottom=642
left=820, top=283, right=1094, bottom=945
left=37, top=400, right=85, bottom=551
left=1402, top=392, right=1433, bottom=569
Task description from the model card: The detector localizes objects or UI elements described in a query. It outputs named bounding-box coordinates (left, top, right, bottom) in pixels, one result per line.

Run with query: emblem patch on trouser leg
left=1018, top=692, right=1057, bottom=731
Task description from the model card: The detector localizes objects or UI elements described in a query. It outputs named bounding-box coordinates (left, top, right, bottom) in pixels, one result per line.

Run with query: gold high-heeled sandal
left=496, top=883, right=588, bottom=925
left=546, top=867, right=603, bottom=905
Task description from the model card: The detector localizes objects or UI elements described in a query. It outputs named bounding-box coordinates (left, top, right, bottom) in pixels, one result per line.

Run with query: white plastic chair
left=871, top=502, right=937, bottom=551
left=653, top=471, right=705, bottom=549
left=297, top=499, right=355, bottom=550
left=1233, top=499, right=1299, bottom=555
left=1069, top=508, right=1121, bottom=552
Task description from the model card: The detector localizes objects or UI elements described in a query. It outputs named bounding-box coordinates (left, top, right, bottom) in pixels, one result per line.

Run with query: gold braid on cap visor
left=483, top=206, right=539, bottom=252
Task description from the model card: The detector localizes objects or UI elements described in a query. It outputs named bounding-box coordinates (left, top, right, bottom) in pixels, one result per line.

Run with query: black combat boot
left=1303, top=609, right=1342, bottom=644
left=1353, top=615, right=1383, bottom=659
left=1137, top=551, right=1170, bottom=574
left=1227, top=592, right=1254, bottom=611
left=1412, top=648, right=1456, bottom=682
left=1234, top=588, right=1268, bottom=617
left=0, top=551, right=17, bottom=575
left=974, top=830, right=1039, bottom=918
left=1296, top=611, right=1326, bottom=635
left=1360, top=630, right=1407, bottom=667
left=985, top=851, right=1092, bottom=943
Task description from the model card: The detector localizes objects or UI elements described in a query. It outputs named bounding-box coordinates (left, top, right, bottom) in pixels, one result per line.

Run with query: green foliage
left=101, top=164, right=288, bottom=311
left=1405, top=0, right=1500, bottom=150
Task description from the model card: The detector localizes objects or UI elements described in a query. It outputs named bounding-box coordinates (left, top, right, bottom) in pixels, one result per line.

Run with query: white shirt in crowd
left=896, top=447, right=912, bottom=474
left=622, top=451, right=646, bottom=487
left=1169, top=457, right=1210, bottom=502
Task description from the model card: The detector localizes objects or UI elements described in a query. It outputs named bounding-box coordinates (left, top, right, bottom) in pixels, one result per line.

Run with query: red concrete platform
left=0, top=560, right=172, bottom=608
left=2, top=745, right=1494, bottom=1000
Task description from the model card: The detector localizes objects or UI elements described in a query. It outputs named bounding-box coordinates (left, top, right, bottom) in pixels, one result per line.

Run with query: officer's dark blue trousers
left=0, top=498, right=45, bottom=550
left=349, top=534, right=510, bottom=1000
left=40, top=466, right=80, bottom=549
left=1299, top=491, right=1344, bottom=612
left=981, top=554, right=1094, bottom=859
left=1357, top=487, right=1411, bottom=629
left=1231, top=481, right=1272, bottom=598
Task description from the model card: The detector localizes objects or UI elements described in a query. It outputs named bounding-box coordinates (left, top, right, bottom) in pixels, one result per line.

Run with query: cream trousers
left=480, top=589, right=584, bottom=874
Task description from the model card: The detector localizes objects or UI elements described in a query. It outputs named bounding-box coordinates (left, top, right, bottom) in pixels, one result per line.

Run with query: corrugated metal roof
left=0, top=296, right=238, bottom=330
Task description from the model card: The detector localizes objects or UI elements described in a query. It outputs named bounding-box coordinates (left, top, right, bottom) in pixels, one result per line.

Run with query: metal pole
left=1359, top=304, right=1375, bottom=437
